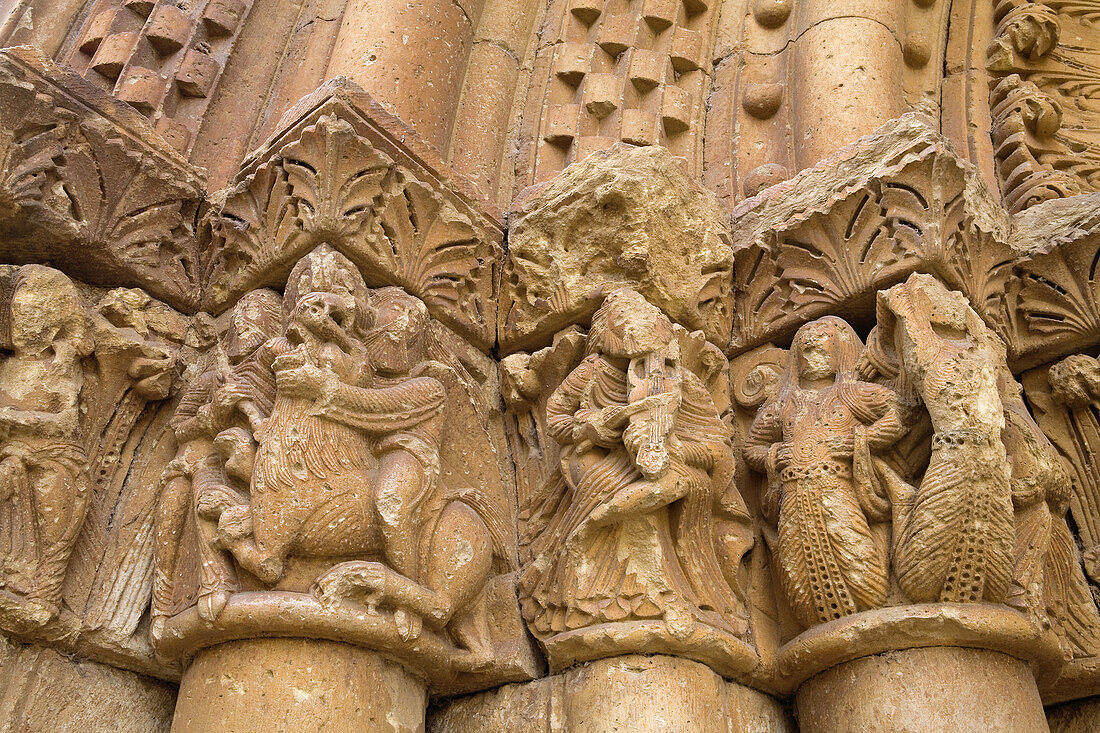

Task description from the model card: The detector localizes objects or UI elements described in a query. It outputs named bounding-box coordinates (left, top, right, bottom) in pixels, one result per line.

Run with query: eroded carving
left=501, top=143, right=734, bottom=353
left=155, top=245, right=534, bottom=693
left=0, top=47, right=204, bottom=311
left=744, top=317, right=908, bottom=629
left=869, top=273, right=1017, bottom=604
left=514, top=288, right=755, bottom=676
left=0, top=265, right=178, bottom=633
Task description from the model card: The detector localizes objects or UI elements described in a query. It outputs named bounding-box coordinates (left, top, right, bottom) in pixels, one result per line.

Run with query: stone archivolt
left=987, top=0, right=1100, bottom=213
left=15, top=7, right=1100, bottom=729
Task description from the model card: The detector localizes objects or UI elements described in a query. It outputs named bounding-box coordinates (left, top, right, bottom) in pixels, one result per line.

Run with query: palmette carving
left=516, top=288, right=756, bottom=676
left=0, top=48, right=204, bottom=311
left=203, top=84, right=502, bottom=349
left=744, top=317, right=908, bottom=629
left=731, top=116, right=1014, bottom=352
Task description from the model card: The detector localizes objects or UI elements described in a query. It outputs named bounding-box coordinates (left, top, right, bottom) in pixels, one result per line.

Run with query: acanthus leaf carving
left=732, top=118, right=1013, bottom=352
left=204, top=84, right=501, bottom=350
left=0, top=48, right=204, bottom=312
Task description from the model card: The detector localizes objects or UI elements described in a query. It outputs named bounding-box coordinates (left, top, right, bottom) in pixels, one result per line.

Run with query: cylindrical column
left=791, top=17, right=905, bottom=168
left=428, top=653, right=793, bottom=733
left=795, top=647, right=1049, bottom=733
left=326, top=0, right=483, bottom=151
left=561, top=655, right=731, bottom=732
left=171, top=638, right=427, bottom=733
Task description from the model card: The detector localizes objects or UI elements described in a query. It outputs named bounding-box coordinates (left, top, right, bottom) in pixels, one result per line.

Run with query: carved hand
left=826, top=433, right=855, bottom=458
left=213, top=379, right=251, bottom=420
left=129, top=354, right=174, bottom=400
left=775, top=444, right=794, bottom=470
left=573, top=408, right=622, bottom=447
left=275, top=363, right=339, bottom=402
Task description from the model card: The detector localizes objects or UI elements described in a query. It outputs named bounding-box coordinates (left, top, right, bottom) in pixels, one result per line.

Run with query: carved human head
left=366, top=287, right=430, bottom=375
left=284, top=245, right=372, bottom=344
left=8, top=265, right=90, bottom=357
left=226, top=288, right=281, bottom=364
left=587, top=288, right=675, bottom=359
left=788, top=316, right=861, bottom=384
left=1049, top=354, right=1100, bottom=409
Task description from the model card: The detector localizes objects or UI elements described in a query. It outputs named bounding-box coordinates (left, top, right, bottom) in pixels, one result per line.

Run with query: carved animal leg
left=375, top=450, right=429, bottom=580
left=28, top=461, right=89, bottom=621
left=152, top=469, right=192, bottom=632
left=194, top=504, right=239, bottom=622
left=192, top=454, right=248, bottom=522
left=316, top=502, right=492, bottom=631
left=423, top=501, right=493, bottom=623
left=215, top=506, right=285, bottom=585
left=0, top=455, right=23, bottom=505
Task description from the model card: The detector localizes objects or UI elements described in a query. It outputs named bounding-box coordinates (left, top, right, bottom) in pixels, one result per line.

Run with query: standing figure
left=151, top=288, right=280, bottom=634
left=745, top=317, right=907, bottom=629
left=0, top=266, right=94, bottom=624
left=870, top=273, right=1017, bottom=605
left=520, top=288, right=748, bottom=640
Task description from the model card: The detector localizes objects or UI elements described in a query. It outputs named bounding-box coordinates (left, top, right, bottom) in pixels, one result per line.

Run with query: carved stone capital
left=156, top=245, right=537, bottom=696
left=0, top=47, right=205, bottom=313
left=0, top=264, right=201, bottom=683
left=505, top=288, right=756, bottom=680
left=202, top=78, right=502, bottom=351
left=733, top=273, right=1097, bottom=697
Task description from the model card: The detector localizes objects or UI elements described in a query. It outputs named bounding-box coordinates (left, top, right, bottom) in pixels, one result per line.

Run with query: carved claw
left=196, top=485, right=242, bottom=521
left=19, top=597, right=57, bottom=627
left=394, top=609, right=423, bottom=641
left=197, top=590, right=230, bottom=622
left=215, top=505, right=253, bottom=545
left=1084, top=545, right=1100, bottom=585
left=313, top=561, right=386, bottom=609
left=150, top=615, right=167, bottom=643
left=662, top=596, right=697, bottom=641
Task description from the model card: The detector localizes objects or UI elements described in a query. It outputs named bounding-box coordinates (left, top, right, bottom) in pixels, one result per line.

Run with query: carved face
left=793, top=321, right=842, bottom=381
left=9, top=266, right=86, bottom=357
left=227, top=289, right=280, bottom=364
left=367, top=289, right=429, bottom=375
left=588, top=288, right=674, bottom=359
left=288, top=291, right=354, bottom=346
